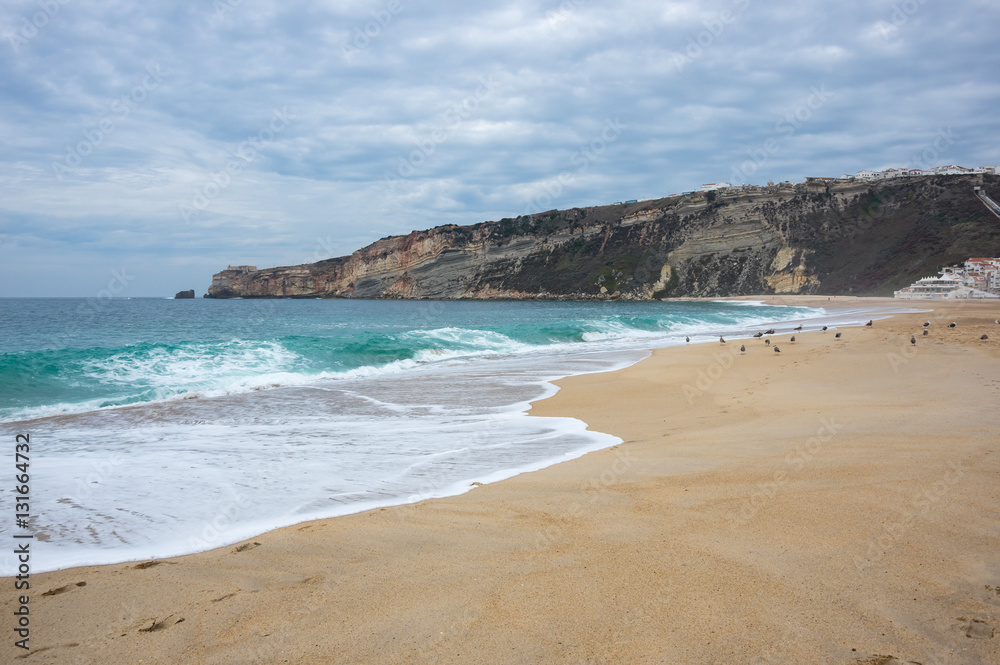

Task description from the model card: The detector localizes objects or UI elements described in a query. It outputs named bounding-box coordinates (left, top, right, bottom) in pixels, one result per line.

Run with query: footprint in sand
left=41, top=581, right=87, bottom=596
left=132, top=560, right=170, bottom=570
left=15, top=642, right=79, bottom=659
left=962, top=618, right=995, bottom=639
left=233, top=541, right=261, bottom=553
left=137, top=615, right=185, bottom=633
left=856, top=656, right=922, bottom=665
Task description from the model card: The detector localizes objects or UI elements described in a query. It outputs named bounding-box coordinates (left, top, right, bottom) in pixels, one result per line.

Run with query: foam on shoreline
left=0, top=300, right=911, bottom=575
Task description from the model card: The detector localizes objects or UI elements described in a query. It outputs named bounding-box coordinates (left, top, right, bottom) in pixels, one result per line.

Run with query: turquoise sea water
left=0, top=298, right=824, bottom=422
left=0, top=297, right=849, bottom=573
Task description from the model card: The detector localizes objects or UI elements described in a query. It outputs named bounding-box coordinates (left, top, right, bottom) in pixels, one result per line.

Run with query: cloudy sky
left=1, top=0, right=998, bottom=297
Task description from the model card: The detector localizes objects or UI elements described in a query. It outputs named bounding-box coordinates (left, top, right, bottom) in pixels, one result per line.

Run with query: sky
left=1, top=0, right=998, bottom=297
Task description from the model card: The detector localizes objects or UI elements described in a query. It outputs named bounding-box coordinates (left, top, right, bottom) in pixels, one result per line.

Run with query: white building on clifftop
left=849, top=165, right=996, bottom=182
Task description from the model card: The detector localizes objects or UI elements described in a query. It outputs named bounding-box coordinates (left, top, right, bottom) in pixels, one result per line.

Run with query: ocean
left=0, top=297, right=873, bottom=574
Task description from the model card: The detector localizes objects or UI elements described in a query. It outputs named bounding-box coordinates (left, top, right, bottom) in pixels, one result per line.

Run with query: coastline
left=4, top=298, right=999, bottom=664
left=0, top=298, right=843, bottom=576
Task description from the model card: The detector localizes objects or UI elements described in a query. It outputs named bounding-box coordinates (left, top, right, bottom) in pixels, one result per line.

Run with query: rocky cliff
left=207, top=175, right=1000, bottom=299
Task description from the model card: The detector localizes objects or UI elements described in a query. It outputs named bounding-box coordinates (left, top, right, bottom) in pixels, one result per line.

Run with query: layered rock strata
left=207, top=175, right=1000, bottom=299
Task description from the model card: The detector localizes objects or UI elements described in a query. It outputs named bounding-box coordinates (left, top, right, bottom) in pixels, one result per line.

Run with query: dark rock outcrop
left=206, top=174, right=1000, bottom=299
left=174, top=290, right=195, bottom=299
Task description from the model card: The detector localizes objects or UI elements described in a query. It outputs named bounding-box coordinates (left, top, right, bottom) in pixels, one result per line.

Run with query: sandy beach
left=4, top=297, right=999, bottom=664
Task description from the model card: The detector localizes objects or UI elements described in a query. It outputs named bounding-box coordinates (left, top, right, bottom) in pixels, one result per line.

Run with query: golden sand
left=4, top=297, right=999, bottom=664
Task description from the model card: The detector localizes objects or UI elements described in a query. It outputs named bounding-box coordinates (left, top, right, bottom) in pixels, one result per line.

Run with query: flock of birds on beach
left=705, top=317, right=995, bottom=354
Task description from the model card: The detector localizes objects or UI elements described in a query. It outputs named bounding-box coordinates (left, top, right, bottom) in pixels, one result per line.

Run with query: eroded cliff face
left=207, top=175, right=1000, bottom=299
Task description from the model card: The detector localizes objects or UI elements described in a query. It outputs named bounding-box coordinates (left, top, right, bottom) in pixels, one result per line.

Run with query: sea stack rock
left=174, top=289, right=195, bottom=299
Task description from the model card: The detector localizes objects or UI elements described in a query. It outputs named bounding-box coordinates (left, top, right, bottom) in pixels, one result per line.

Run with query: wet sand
left=3, top=297, right=999, bottom=664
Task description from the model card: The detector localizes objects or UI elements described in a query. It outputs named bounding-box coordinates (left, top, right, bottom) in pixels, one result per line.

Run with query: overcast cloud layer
left=1, top=0, right=998, bottom=296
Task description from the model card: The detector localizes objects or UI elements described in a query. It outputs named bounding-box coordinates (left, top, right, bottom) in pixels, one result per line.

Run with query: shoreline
left=3, top=298, right=999, bottom=664
left=3, top=298, right=855, bottom=576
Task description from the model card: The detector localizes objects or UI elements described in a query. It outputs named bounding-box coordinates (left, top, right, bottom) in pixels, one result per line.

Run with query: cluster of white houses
left=894, top=258, right=1000, bottom=300
left=688, top=165, right=998, bottom=196
left=851, top=164, right=998, bottom=181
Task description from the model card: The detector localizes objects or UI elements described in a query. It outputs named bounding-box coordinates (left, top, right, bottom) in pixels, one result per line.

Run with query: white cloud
left=0, top=0, right=998, bottom=295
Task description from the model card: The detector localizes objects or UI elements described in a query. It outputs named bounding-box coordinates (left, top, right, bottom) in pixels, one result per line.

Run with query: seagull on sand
left=765, top=339, right=770, bottom=346
left=822, top=326, right=828, bottom=331
left=740, top=344, right=746, bottom=354
left=753, top=331, right=763, bottom=338
left=720, top=336, right=726, bottom=344
left=923, top=321, right=930, bottom=327
left=790, top=336, right=796, bottom=342
left=982, top=334, right=990, bottom=340
left=865, top=320, right=873, bottom=327
left=835, top=332, right=842, bottom=339
left=949, top=322, right=957, bottom=328
left=773, top=346, right=781, bottom=353
left=794, top=325, right=803, bottom=331
left=685, top=336, right=690, bottom=343
left=910, top=336, right=916, bottom=345
left=923, top=329, right=928, bottom=336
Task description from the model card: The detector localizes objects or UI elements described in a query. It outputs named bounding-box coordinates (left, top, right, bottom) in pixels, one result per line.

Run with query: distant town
left=672, top=163, right=999, bottom=198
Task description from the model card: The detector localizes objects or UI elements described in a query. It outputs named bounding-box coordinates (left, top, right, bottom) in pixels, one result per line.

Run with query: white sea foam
left=0, top=302, right=919, bottom=575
